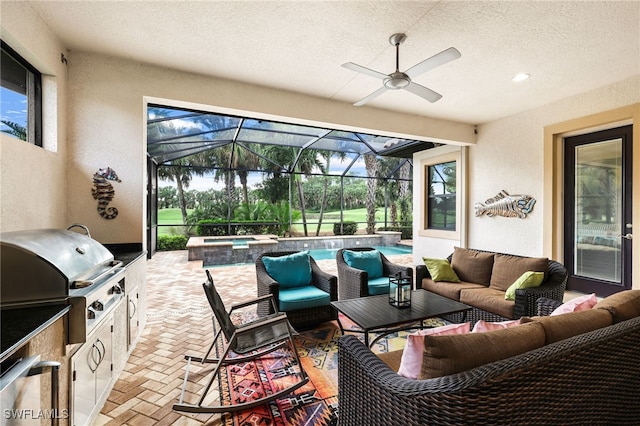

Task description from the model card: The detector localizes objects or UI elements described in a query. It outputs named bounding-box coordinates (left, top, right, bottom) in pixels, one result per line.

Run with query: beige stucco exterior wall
left=64, top=51, right=474, bottom=244
left=0, top=1, right=69, bottom=232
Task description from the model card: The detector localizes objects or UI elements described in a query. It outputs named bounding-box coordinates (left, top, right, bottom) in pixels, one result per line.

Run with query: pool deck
left=95, top=249, right=413, bottom=425
left=187, top=232, right=406, bottom=264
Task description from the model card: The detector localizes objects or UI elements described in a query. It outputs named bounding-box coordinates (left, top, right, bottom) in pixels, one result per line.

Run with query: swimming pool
left=203, top=237, right=255, bottom=247
left=307, top=245, right=412, bottom=260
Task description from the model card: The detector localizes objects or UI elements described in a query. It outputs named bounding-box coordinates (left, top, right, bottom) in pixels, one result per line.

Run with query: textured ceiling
left=24, top=0, right=640, bottom=124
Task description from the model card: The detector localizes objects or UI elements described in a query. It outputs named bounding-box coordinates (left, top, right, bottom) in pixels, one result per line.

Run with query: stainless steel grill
left=1, top=227, right=125, bottom=343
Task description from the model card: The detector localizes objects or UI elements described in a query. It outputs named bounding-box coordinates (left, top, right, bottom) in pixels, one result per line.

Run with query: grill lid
left=1, top=228, right=116, bottom=305
left=1, top=229, right=114, bottom=281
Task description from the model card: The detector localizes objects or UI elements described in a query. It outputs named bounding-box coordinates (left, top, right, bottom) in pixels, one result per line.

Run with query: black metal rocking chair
left=173, top=270, right=309, bottom=414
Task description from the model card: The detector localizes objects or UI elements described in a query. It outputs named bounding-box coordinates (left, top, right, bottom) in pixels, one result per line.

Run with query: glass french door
left=564, top=125, right=633, bottom=296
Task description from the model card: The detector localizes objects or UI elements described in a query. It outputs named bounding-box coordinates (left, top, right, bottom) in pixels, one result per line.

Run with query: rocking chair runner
left=173, top=270, right=309, bottom=414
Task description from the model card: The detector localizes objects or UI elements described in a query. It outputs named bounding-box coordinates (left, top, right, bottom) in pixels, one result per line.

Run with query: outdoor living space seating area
left=94, top=248, right=603, bottom=425
left=93, top=249, right=414, bottom=425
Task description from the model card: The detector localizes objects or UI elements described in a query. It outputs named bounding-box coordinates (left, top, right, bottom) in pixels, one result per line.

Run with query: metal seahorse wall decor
left=92, top=167, right=121, bottom=220
left=474, top=190, right=536, bottom=219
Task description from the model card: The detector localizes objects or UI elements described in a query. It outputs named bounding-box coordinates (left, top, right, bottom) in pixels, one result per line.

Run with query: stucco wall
left=0, top=1, right=68, bottom=232
left=413, top=76, right=640, bottom=264
left=64, top=51, right=474, bottom=244
left=469, top=76, right=639, bottom=256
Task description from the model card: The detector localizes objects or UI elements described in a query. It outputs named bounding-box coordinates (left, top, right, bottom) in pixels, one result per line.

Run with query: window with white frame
left=1, top=40, right=42, bottom=146
left=426, top=160, right=457, bottom=230
left=419, top=149, right=462, bottom=239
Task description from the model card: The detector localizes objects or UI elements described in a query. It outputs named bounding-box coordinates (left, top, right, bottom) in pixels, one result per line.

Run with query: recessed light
left=512, top=73, right=530, bottom=82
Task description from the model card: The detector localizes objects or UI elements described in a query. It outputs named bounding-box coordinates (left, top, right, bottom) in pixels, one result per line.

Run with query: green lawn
left=156, top=207, right=390, bottom=235
left=157, top=208, right=193, bottom=236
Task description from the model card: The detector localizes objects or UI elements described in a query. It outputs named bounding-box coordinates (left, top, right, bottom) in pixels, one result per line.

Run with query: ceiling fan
left=342, top=33, right=461, bottom=106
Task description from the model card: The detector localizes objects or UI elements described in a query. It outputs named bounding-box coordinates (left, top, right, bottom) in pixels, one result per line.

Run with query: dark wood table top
left=331, top=289, right=471, bottom=331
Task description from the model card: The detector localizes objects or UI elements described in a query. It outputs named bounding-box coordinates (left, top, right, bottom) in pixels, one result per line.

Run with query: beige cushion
left=421, top=279, right=486, bottom=301
left=532, top=309, right=612, bottom=344
left=459, top=287, right=515, bottom=319
left=594, top=290, right=640, bottom=323
left=490, top=254, right=548, bottom=292
left=377, top=350, right=403, bottom=371
left=451, top=247, right=494, bottom=285
left=420, top=321, right=546, bottom=379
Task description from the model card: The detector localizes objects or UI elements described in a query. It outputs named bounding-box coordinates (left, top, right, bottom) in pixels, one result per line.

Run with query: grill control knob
left=111, top=284, right=123, bottom=295
left=92, top=300, right=105, bottom=311
left=87, top=307, right=96, bottom=320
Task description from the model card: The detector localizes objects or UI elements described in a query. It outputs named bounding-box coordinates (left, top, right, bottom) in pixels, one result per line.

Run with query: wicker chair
left=336, top=247, right=413, bottom=300
left=415, top=250, right=567, bottom=324
left=536, top=296, right=564, bottom=316
left=256, top=251, right=338, bottom=330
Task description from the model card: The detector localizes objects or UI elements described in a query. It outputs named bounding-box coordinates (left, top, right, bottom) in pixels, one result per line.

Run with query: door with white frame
left=564, top=125, right=633, bottom=297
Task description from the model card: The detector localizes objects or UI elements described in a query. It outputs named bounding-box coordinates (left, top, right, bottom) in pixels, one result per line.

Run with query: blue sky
left=0, top=87, right=27, bottom=133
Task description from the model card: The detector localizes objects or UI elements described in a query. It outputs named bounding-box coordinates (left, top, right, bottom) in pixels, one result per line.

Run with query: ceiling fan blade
left=405, top=47, right=461, bottom=79
left=342, top=62, right=388, bottom=80
left=353, top=86, right=388, bottom=106
left=404, top=82, right=442, bottom=103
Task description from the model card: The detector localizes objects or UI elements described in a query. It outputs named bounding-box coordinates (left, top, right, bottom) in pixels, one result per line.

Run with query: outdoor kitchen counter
left=103, top=243, right=146, bottom=267
left=0, top=304, right=70, bottom=361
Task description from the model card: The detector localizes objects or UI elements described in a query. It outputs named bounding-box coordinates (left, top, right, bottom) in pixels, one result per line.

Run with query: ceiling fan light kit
left=343, top=33, right=461, bottom=106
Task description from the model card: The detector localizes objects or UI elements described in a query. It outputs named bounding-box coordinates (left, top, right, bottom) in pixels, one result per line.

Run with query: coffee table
left=331, top=289, right=472, bottom=347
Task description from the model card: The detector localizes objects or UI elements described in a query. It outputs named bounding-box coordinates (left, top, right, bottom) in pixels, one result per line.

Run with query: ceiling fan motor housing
left=384, top=72, right=411, bottom=89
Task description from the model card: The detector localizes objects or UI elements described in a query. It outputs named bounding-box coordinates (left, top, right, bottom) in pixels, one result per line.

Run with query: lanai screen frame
left=147, top=104, right=435, bottom=246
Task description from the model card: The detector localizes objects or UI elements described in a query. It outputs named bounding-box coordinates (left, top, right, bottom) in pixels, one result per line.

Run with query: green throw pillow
left=504, top=271, right=545, bottom=301
left=343, top=249, right=383, bottom=279
left=262, top=252, right=312, bottom=288
left=423, top=258, right=460, bottom=282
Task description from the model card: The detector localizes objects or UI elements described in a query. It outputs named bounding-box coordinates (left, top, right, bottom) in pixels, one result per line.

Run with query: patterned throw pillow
left=397, top=322, right=470, bottom=379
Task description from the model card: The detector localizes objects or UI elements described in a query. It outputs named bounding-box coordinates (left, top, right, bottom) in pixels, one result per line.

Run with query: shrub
left=157, top=235, right=188, bottom=251
left=378, top=225, right=413, bottom=239
left=334, top=221, right=358, bottom=235
left=196, top=220, right=229, bottom=236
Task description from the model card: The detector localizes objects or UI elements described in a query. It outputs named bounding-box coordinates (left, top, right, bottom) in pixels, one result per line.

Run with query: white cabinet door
left=72, top=318, right=112, bottom=426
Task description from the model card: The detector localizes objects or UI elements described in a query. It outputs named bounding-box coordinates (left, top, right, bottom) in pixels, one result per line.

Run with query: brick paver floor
left=94, top=249, right=414, bottom=425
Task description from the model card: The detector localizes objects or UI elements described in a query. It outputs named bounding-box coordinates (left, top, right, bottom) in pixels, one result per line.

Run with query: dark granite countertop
left=0, top=304, right=70, bottom=362
left=103, top=243, right=146, bottom=266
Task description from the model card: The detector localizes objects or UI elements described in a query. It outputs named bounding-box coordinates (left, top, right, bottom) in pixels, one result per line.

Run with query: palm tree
left=260, top=143, right=323, bottom=236
left=1, top=120, right=27, bottom=140
left=315, top=151, right=345, bottom=236
left=364, top=154, right=378, bottom=234
left=158, top=160, right=197, bottom=224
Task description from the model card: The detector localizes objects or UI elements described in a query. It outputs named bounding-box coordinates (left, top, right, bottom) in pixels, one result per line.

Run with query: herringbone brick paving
left=94, top=249, right=414, bottom=425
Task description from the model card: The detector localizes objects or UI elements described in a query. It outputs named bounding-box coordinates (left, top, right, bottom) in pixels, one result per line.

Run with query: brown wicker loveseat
left=338, top=290, right=640, bottom=425
left=415, top=247, right=567, bottom=324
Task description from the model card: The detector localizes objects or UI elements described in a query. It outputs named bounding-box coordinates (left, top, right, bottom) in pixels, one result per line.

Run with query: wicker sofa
left=415, top=247, right=567, bottom=324
left=338, top=290, right=640, bottom=425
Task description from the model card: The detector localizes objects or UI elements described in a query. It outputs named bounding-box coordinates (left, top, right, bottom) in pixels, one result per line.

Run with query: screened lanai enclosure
left=146, top=104, right=438, bottom=253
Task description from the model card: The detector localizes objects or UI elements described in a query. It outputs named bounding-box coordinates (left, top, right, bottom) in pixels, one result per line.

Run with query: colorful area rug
left=219, top=314, right=446, bottom=426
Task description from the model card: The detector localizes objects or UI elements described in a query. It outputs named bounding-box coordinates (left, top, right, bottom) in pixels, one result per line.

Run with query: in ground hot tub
left=187, top=235, right=279, bottom=265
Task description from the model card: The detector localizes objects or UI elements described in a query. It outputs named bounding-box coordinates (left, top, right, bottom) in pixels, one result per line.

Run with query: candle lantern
left=389, top=272, right=412, bottom=309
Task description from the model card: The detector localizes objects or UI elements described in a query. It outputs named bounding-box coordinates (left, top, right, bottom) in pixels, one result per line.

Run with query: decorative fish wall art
left=475, top=190, right=536, bottom=219
left=92, top=167, right=121, bottom=220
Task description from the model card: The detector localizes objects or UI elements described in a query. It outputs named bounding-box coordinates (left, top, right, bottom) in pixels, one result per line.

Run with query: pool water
left=203, top=238, right=255, bottom=247
left=307, top=245, right=412, bottom=261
